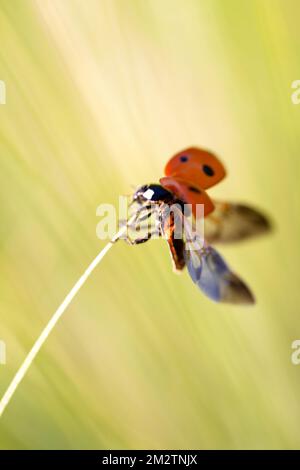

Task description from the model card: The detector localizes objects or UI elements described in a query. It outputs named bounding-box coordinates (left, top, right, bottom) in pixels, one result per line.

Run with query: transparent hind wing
left=184, top=245, right=255, bottom=304
left=182, top=211, right=255, bottom=304
left=205, top=201, right=271, bottom=244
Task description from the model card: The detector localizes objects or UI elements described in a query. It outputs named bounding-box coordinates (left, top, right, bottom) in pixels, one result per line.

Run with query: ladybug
left=126, top=148, right=270, bottom=304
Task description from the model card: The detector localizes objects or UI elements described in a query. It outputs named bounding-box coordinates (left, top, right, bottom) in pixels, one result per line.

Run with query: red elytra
left=163, top=147, right=226, bottom=190
left=159, top=147, right=226, bottom=218
left=159, top=176, right=215, bottom=217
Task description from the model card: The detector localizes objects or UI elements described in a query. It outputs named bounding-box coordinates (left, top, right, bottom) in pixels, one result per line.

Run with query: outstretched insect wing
left=205, top=201, right=271, bottom=244
left=184, top=245, right=255, bottom=304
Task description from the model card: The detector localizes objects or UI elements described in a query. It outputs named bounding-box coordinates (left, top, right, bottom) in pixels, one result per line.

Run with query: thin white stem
left=0, top=222, right=130, bottom=418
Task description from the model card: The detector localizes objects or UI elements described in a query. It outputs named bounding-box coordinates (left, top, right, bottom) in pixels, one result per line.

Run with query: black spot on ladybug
left=180, top=155, right=188, bottom=162
left=203, top=164, right=214, bottom=176
left=188, top=186, right=201, bottom=194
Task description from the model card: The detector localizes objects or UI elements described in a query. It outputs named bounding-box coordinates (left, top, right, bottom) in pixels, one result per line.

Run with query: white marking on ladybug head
left=143, top=188, right=155, bottom=200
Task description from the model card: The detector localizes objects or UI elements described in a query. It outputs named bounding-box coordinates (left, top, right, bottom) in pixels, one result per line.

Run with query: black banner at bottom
left=0, top=450, right=299, bottom=466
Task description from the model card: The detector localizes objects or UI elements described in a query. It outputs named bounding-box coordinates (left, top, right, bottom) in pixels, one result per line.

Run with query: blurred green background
left=0, top=0, right=300, bottom=449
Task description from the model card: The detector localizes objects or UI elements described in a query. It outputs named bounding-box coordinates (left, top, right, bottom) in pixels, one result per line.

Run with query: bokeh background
left=0, top=0, right=300, bottom=449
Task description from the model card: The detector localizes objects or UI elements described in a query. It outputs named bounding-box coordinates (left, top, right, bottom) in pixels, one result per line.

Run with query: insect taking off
left=124, top=147, right=270, bottom=305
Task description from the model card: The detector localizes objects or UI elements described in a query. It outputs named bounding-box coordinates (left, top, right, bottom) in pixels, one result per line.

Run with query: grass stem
left=0, top=224, right=129, bottom=418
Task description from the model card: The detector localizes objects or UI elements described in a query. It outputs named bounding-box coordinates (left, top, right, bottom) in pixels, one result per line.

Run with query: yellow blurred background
left=0, top=0, right=300, bottom=449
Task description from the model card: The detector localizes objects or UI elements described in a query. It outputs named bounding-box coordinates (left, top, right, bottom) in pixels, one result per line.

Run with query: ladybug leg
left=118, top=204, right=152, bottom=232
left=135, top=207, right=153, bottom=223
left=130, top=234, right=153, bottom=245
left=119, top=202, right=163, bottom=245
left=123, top=212, right=162, bottom=245
left=127, top=204, right=152, bottom=226
left=123, top=227, right=161, bottom=245
left=129, top=204, right=160, bottom=232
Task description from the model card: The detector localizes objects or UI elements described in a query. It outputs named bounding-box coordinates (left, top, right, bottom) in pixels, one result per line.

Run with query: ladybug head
left=133, top=184, right=173, bottom=203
